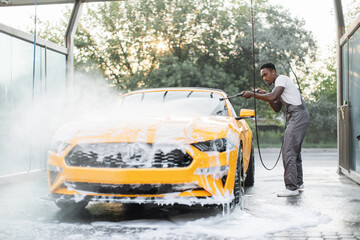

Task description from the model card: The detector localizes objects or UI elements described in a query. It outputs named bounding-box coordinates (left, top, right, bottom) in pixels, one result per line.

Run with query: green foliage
left=257, top=130, right=283, bottom=146
left=304, top=58, right=337, bottom=144
left=29, top=12, right=69, bottom=46
left=144, top=55, right=230, bottom=89
left=305, top=100, right=337, bottom=144
left=346, top=0, right=360, bottom=27
left=36, top=1, right=317, bottom=105
left=70, top=0, right=316, bottom=107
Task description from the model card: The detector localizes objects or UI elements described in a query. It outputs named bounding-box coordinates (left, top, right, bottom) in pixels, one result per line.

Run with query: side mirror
left=236, top=109, right=255, bottom=120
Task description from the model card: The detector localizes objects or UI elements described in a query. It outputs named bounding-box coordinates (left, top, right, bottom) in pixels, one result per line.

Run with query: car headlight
left=49, top=141, right=70, bottom=155
left=192, top=138, right=234, bottom=152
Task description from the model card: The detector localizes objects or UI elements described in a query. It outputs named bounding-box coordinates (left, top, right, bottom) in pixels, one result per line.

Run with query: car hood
left=53, top=116, right=237, bottom=145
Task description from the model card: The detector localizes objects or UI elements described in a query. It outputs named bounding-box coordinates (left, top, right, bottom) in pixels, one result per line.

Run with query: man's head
left=260, top=63, right=278, bottom=85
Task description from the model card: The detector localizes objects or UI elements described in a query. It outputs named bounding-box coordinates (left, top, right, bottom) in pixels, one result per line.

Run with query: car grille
left=65, top=143, right=193, bottom=168
left=65, top=182, right=202, bottom=195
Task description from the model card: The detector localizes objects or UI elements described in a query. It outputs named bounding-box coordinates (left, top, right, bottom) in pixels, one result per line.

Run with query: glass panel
left=0, top=32, right=11, bottom=110
left=164, top=90, right=223, bottom=101
left=33, top=46, right=46, bottom=102
left=30, top=46, right=47, bottom=171
left=0, top=33, right=12, bottom=175
left=341, top=43, right=348, bottom=105
left=46, top=49, right=67, bottom=97
left=122, top=92, right=143, bottom=104
left=121, top=90, right=229, bottom=116
left=142, top=91, right=165, bottom=102
left=349, top=28, right=360, bottom=173
left=190, top=91, right=214, bottom=98
left=38, top=49, right=66, bottom=170
left=164, top=91, right=190, bottom=101
left=0, top=34, right=67, bottom=176
left=6, top=37, right=34, bottom=174
left=11, top=37, right=33, bottom=102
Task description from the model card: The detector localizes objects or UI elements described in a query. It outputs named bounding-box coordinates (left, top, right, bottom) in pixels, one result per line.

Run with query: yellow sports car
left=47, top=88, right=255, bottom=210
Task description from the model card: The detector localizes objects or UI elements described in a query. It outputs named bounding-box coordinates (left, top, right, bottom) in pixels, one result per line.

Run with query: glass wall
left=0, top=32, right=12, bottom=175
left=0, top=31, right=67, bottom=176
left=348, top=28, right=360, bottom=173
left=47, top=49, right=67, bottom=97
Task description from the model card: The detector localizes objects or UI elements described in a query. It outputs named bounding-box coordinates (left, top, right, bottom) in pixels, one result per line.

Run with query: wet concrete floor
left=0, top=149, right=359, bottom=239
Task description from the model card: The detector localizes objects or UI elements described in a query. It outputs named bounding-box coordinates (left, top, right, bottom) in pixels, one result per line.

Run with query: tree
left=304, top=57, right=337, bottom=144
left=37, top=0, right=317, bottom=119
left=346, top=0, right=360, bottom=27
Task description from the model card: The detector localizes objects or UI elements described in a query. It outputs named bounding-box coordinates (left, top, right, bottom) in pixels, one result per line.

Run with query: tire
left=245, top=144, right=255, bottom=187
left=55, top=198, right=89, bottom=210
left=231, top=147, right=243, bottom=209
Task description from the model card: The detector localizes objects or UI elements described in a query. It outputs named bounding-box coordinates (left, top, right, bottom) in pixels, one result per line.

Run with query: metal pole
left=334, top=0, right=345, bottom=107
left=334, top=0, right=347, bottom=172
left=65, top=0, right=83, bottom=89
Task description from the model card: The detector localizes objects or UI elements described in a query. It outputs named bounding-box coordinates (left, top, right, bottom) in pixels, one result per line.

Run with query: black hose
left=250, top=0, right=282, bottom=171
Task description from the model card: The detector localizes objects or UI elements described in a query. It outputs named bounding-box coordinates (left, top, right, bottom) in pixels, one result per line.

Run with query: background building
left=336, top=2, right=360, bottom=183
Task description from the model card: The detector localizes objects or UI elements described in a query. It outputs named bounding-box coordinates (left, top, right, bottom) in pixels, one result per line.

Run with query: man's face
left=260, top=68, right=276, bottom=85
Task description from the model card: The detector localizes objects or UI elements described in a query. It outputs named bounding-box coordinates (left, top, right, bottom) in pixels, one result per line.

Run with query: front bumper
left=47, top=146, right=239, bottom=204
left=47, top=192, right=234, bottom=206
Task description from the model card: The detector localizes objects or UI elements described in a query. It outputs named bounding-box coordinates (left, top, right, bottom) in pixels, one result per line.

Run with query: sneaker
left=277, top=189, right=299, bottom=197
left=298, top=184, right=304, bottom=191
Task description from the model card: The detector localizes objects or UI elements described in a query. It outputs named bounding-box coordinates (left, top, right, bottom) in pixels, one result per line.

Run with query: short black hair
left=260, top=63, right=276, bottom=71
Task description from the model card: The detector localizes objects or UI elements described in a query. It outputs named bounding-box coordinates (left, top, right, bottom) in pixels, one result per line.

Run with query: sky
left=0, top=0, right=355, bottom=60
left=268, top=0, right=353, bottom=59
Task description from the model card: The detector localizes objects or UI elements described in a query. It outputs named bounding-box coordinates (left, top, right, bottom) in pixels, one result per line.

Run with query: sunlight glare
left=156, top=39, right=168, bottom=52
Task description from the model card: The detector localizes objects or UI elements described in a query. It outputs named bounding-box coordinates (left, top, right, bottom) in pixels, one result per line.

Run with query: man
left=241, top=63, right=310, bottom=197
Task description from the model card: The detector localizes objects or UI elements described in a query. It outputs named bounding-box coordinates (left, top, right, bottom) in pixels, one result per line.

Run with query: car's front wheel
left=245, top=144, right=255, bottom=187
left=231, top=147, right=244, bottom=209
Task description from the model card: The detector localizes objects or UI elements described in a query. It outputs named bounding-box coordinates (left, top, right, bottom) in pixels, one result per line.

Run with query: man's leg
left=296, top=152, right=303, bottom=187
left=291, top=111, right=310, bottom=188
left=282, top=124, right=298, bottom=191
left=278, top=127, right=300, bottom=196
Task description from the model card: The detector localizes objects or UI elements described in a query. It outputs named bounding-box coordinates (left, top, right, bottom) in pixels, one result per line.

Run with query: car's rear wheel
left=55, top=198, right=89, bottom=210
left=245, top=144, right=255, bottom=187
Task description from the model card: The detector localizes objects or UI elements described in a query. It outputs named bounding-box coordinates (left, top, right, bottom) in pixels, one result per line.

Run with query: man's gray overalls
left=282, top=99, right=310, bottom=190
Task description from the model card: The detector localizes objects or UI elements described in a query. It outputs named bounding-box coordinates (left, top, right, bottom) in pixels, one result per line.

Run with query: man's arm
left=241, top=86, right=284, bottom=112
left=242, top=86, right=284, bottom=101
left=268, top=99, right=282, bottom=113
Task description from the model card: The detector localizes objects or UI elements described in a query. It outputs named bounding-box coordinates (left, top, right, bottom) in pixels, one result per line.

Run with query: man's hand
left=256, top=88, right=267, bottom=94
left=241, top=91, right=254, bottom=99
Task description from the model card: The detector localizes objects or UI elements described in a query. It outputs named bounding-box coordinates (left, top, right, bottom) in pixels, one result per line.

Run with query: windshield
left=121, top=90, right=230, bottom=117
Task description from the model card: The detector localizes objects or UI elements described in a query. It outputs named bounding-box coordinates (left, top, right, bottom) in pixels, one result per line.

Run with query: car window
left=142, top=91, right=165, bottom=102
left=122, top=92, right=143, bottom=105
left=164, top=91, right=189, bottom=101
left=122, top=90, right=230, bottom=117
left=228, top=101, right=237, bottom=117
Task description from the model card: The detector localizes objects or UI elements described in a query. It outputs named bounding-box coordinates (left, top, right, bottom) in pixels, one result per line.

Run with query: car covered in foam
left=47, top=88, right=255, bottom=210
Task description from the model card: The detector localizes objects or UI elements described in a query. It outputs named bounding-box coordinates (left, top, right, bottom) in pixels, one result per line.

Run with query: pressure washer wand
left=219, top=92, right=245, bottom=101
left=219, top=89, right=259, bottom=101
